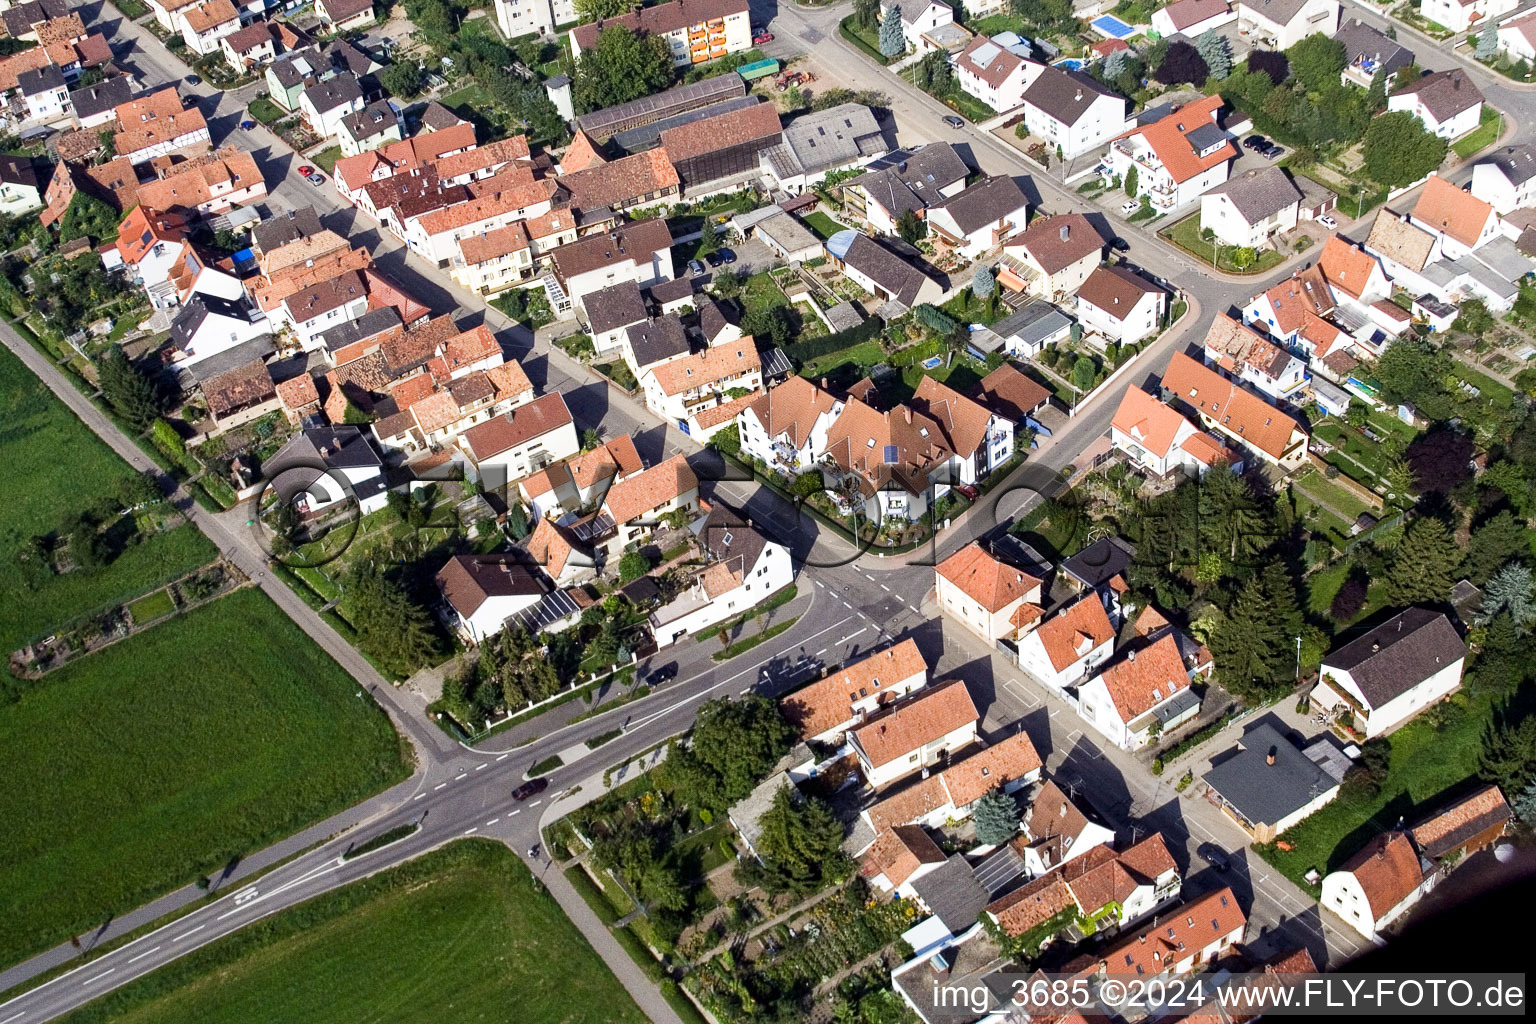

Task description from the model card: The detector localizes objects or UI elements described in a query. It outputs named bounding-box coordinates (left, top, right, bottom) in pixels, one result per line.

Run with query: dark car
left=955, top=483, right=979, bottom=500
left=1198, top=842, right=1231, bottom=871
left=240, top=119, right=256, bottom=131
left=942, top=114, right=965, bottom=129
left=1109, top=236, right=1130, bottom=252
left=716, top=248, right=737, bottom=265
left=649, top=661, right=679, bottom=685
left=512, top=778, right=549, bottom=801
left=1262, top=143, right=1284, bottom=159
left=1242, top=134, right=1266, bottom=150
left=185, top=74, right=202, bottom=85
left=705, top=251, right=724, bottom=268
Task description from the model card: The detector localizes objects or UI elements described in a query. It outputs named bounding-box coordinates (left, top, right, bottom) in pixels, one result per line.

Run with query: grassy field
left=0, top=589, right=409, bottom=969
left=57, top=841, right=648, bottom=1024
left=125, top=589, right=175, bottom=624
left=0, top=345, right=217, bottom=652
left=801, top=211, right=847, bottom=240
left=310, top=145, right=343, bottom=175
left=1452, top=106, right=1502, bottom=160
left=1161, top=216, right=1286, bottom=274
left=246, top=96, right=287, bottom=125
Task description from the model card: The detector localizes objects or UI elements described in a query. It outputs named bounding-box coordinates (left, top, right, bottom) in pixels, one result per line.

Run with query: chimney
left=821, top=377, right=829, bottom=389
left=1074, top=88, right=1083, bottom=101
left=1266, top=747, right=1277, bottom=766
left=1127, top=649, right=1135, bottom=662
left=1059, top=223, right=1070, bottom=241
left=904, top=406, right=912, bottom=423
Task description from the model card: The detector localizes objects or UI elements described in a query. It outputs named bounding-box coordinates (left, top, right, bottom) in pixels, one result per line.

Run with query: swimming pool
left=1055, top=58, right=1086, bottom=70
left=922, top=355, right=944, bottom=370
left=1090, top=14, right=1136, bottom=38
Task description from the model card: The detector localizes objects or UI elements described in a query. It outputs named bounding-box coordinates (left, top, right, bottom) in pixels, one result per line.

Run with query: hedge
left=781, top=314, right=884, bottom=365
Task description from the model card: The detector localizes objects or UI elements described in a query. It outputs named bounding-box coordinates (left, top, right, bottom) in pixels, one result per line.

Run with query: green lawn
left=1160, top=216, right=1285, bottom=274
left=801, top=211, right=848, bottom=240
left=1291, top=469, right=1376, bottom=523
left=246, top=96, right=287, bottom=125
left=741, top=271, right=790, bottom=317
left=1312, top=421, right=1394, bottom=486
left=311, top=145, right=343, bottom=175
left=125, top=589, right=175, bottom=624
left=798, top=339, right=884, bottom=384
left=0, top=589, right=409, bottom=969
left=1452, top=106, right=1501, bottom=160
left=56, top=840, right=647, bottom=1024
left=0, top=345, right=217, bottom=653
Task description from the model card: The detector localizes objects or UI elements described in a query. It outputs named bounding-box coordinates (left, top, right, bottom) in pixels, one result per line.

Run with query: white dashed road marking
left=1, top=1011, right=27, bottom=1023
left=496, top=753, right=509, bottom=761
left=463, top=827, right=478, bottom=835
left=475, top=763, right=488, bottom=771
left=454, top=773, right=467, bottom=780
left=434, top=783, right=447, bottom=790
left=486, top=818, right=499, bottom=825
left=509, top=809, right=521, bottom=815
left=125, top=946, right=161, bottom=964
left=413, top=793, right=426, bottom=800
left=529, top=800, right=543, bottom=807
left=81, top=969, right=115, bottom=986
left=173, top=925, right=204, bottom=942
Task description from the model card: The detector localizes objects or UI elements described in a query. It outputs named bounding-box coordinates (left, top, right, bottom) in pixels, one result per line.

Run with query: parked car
left=511, top=778, right=549, bottom=801
left=716, top=248, right=737, bottom=265
left=239, top=119, right=256, bottom=131
left=297, top=164, right=314, bottom=176
left=1120, top=200, right=1140, bottom=215
left=942, top=114, right=965, bottom=129
left=649, top=661, right=679, bottom=685
left=1317, top=214, right=1338, bottom=229
left=705, top=251, right=724, bottom=268
left=1198, top=842, right=1230, bottom=871
left=1242, top=134, right=1266, bottom=150
left=687, top=258, right=706, bottom=276
left=307, top=172, right=325, bottom=186
left=752, top=29, right=773, bottom=43
left=1262, top=143, right=1284, bottom=159
left=185, top=74, right=202, bottom=85
left=954, top=483, right=979, bottom=500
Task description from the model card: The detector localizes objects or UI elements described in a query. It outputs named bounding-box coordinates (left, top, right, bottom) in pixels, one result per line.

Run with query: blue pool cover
left=1091, top=14, right=1136, bottom=37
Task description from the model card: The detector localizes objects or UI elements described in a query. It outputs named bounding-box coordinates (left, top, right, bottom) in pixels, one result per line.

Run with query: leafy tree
left=96, top=348, right=162, bottom=431
left=1071, top=355, right=1096, bottom=391
left=916, top=49, right=951, bottom=91
left=1464, top=511, right=1528, bottom=585
left=791, top=468, right=825, bottom=497
left=573, top=26, right=673, bottom=113
left=1195, top=30, right=1231, bottom=80
left=661, top=695, right=797, bottom=811
left=582, top=427, right=603, bottom=451
left=1230, top=246, right=1256, bottom=270
left=1453, top=298, right=1495, bottom=336
left=710, top=422, right=741, bottom=457
left=344, top=561, right=444, bottom=675
left=896, top=208, right=926, bottom=244
left=57, top=191, right=119, bottom=246
left=972, top=788, right=1020, bottom=845
left=1345, top=402, right=1370, bottom=428
left=505, top=501, right=530, bottom=540
left=118, top=471, right=164, bottom=509
left=1363, top=111, right=1448, bottom=188
left=1286, top=33, right=1346, bottom=90
left=743, top=305, right=794, bottom=347
left=711, top=268, right=744, bottom=298
left=1476, top=19, right=1498, bottom=61
left=1405, top=424, right=1474, bottom=496
left=380, top=58, right=423, bottom=99
left=618, top=550, right=651, bottom=582
left=1248, top=49, right=1289, bottom=86
left=1372, top=337, right=1455, bottom=420
left=1124, top=164, right=1138, bottom=197
left=854, top=0, right=881, bottom=27
left=1482, top=712, right=1536, bottom=794
left=752, top=787, right=851, bottom=895
left=1153, top=40, right=1208, bottom=86
left=1480, top=562, right=1536, bottom=629
left=879, top=3, right=905, bottom=57
left=1342, top=738, right=1391, bottom=797
left=1384, top=516, right=1461, bottom=606
left=32, top=256, right=127, bottom=337
left=575, top=0, right=630, bottom=19
left=1330, top=574, right=1368, bottom=622
left=1366, top=67, right=1388, bottom=112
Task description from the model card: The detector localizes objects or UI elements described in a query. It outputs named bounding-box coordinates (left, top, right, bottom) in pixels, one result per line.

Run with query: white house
left=1421, top=0, right=1515, bottom=34
left=861, top=731, right=1042, bottom=835
left=282, top=270, right=371, bottom=350
left=1077, top=633, right=1202, bottom=750
left=848, top=678, right=980, bottom=789
left=16, top=65, right=72, bottom=126
left=1470, top=143, right=1536, bottom=214
left=935, top=541, right=1044, bottom=644
left=1018, top=779, right=1116, bottom=876
left=435, top=554, right=551, bottom=643
left=1410, top=174, right=1501, bottom=260
left=1496, top=8, right=1536, bottom=62
left=1075, top=265, right=1166, bottom=345
left=457, top=392, right=581, bottom=493
left=316, top=0, right=376, bottom=32
left=1085, top=887, right=1246, bottom=977
left=262, top=425, right=388, bottom=517
left=953, top=34, right=1043, bottom=114
left=999, top=213, right=1104, bottom=299
left=737, top=376, right=844, bottom=477
left=0, top=155, right=41, bottom=216
left=337, top=101, right=405, bottom=159
left=1016, top=593, right=1116, bottom=691
left=880, top=0, right=955, bottom=53
left=781, top=638, right=928, bottom=744
left=102, top=206, right=191, bottom=309
left=844, top=143, right=970, bottom=236
left=547, top=218, right=674, bottom=316
left=179, top=0, right=240, bottom=56
left=639, top=340, right=764, bottom=430
left=1321, top=831, right=1432, bottom=940
left=1387, top=68, right=1483, bottom=140
left=1200, top=165, right=1304, bottom=248
left=1151, top=0, right=1236, bottom=37
left=167, top=294, right=268, bottom=367
left=650, top=504, right=794, bottom=647
left=985, top=835, right=1182, bottom=945
left=1111, top=385, right=1241, bottom=478
left=221, top=21, right=275, bottom=72
left=1020, top=66, right=1130, bottom=160
left=1312, top=608, right=1465, bottom=738
left=1235, top=0, right=1340, bottom=48
left=924, top=174, right=1031, bottom=261
left=1200, top=313, right=1309, bottom=404
left=495, top=0, right=576, bottom=40
left=1106, top=95, right=1235, bottom=215
left=912, top=375, right=1015, bottom=485
left=569, top=0, right=752, bottom=69
left=299, top=74, right=366, bottom=142
left=600, top=453, right=699, bottom=553
left=1202, top=722, right=1342, bottom=842
left=862, top=825, right=950, bottom=896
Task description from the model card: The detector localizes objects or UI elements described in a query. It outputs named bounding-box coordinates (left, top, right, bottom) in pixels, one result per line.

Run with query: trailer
left=737, top=58, right=780, bottom=82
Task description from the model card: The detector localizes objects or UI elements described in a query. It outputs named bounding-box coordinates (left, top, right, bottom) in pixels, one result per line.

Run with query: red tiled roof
left=601, top=454, right=698, bottom=523
left=780, top=638, right=927, bottom=740
left=1092, top=633, right=1189, bottom=724
left=1343, top=831, right=1424, bottom=920
left=851, top=678, right=979, bottom=769
left=1113, top=95, right=1233, bottom=185
left=937, top=542, right=1040, bottom=614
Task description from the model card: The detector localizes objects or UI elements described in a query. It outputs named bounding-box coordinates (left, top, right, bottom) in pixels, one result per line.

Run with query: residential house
left=639, top=337, right=764, bottom=429
left=821, top=391, right=952, bottom=521
left=1200, top=313, right=1308, bottom=404
left=198, top=356, right=278, bottom=428
left=67, top=75, right=131, bottom=130
left=1497, top=8, right=1536, bottom=62
left=1016, top=779, right=1116, bottom=876
left=924, top=174, right=1031, bottom=261
left=1110, top=385, right=1241, bottom=478
left=1409, top=784, right=1511, bottom=865
left=1075, top=265, right=1166, bottom=345
left=1072, top=886, right=1246, bottom=979
left=760, top=102, right=887, bottom=194
left=452, top=210, right=577, bottom=296
left=262, top=424, right=387, bottom=515
left=167, top=293, right=267, bottom=366
left=953, top=34, right=1043, bottom=114
left=862, top=826, right=950, bottom=896
left=523, top=515, right=594, bottom=587
left=1234, top=0, right=1340, bottom=48
left=569, top=0, right=752, bottom=69
left=1015, top=593, right=1116, bottom=692
left=372, top=360, right=535, bottom=455
left=935, top=541, right=1044, bottom=644
left=737, top=375, right=844, bottom=477
left=179, top=0, right=239, bottom=56
left=546, top=218, right=674, bottom=316
left=752, top=210, right=825, bottom=263
left=494, top=0, right=576, bottom=40
left=1335, top=18, right=1414, bottom=88
left=316, top=0, right=375, bottom=32
left=1200, top=165, right=1304, bottom=248
left=516, top=433, right=643, bottom=521
left=1320, top=831, right=1431, bottom=940
left=979, top=300, right=1073, bottom=358
left=1019, top=67, right=1130, bottom=160
left=1319, top=234, right=1392, bottom=306
left=877, top=0, right=955, bottom=53
left=649, top=503, right=794, bottom=646
left=1470, top=143, right=1536, bottom=214
left=1202, top=722, right=1342, bottom=841
left=843, top=143, right=970, bottom=236
left=265, top=46, right=323, bottom=111
left=403, top=176, right=559, bottom=267
left=136, top=146, right=266, bottom=218
left=101, top=206, right=189, bottom=308
left=913, top=374, right=1016, bottom=484
left=971, top=362, right=1052, bottom=431
left=221, top=20, right=275, bottom=72
left=829, top=232, right=946, bottom=312
left=0, top=155, right=40, bottom=216
left=583, top=280, right=651, bottom=356
left=1365, top=208, right=1444, bottom=300
left=1387, top=68, right=1483, bottom=139
left=1312, top=607, right=1465, bottom=738
left=861, top=732, right=1042, bottom=834
left=599, top=453, right=699, bottom=552
left=1107, top=95, right=1235, bottom=214
left=848, top=678, right=980, bottom=789
left=281, top=269, right=372, bottom=349
left=300, top=73, right=365, bottom=141
left=780, top=638, right=928, bottom=744
left=998, top=213, right=1103, bottom=299
left=16, top=64, right=70, bottom=125
left=1420, top=0, right=1514, bottom=34
left=435, top=553, right=550, bottom=643
left=1160, top=352, right=1309, bottom=471
left=113, top=88, right=211, bottom=165
left=337, top=99, right=403, bottom=158
left=1151, top=0, right=1236, bottom=37
left=1077, top=633, right=1201, bottom=750
left=458, top=392, right=580, bottom=493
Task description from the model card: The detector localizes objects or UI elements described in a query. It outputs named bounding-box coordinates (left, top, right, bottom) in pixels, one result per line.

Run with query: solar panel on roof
left=571, top=514, right=616, bottom=542
left=883, top=444, right=899, bottom=464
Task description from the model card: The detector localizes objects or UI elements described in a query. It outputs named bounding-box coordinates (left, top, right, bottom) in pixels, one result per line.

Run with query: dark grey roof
left=992, top=300, right=1071, bottom=349
left=1395, top=68, right=1483, bottom=123
left=840, top=233, right=933, bottom=309
left=266, top=425, right=383, bottom=481
left=1202, top=722, right=1338, bottom=827
left=1022, top=67, right=1123, bottom=127
left=909, top=855, right=991, bottom=933
left=18, top=64, right=66, bottom=95
left=1483, top=144, right=1536, bottom=189
left=341, top=99, right=398, bottom=141
left=326, top=38, right=377, bottom=77
left=1237, top=0, right=1309, bottom=25
left=930, top=175, right=1029, bottom=234
left=851, top=143, right=971, bottom=218
left=696, top=502, right=769, bottom=575
left=697, top=297, right=738, bottom=342
left=510, top=588, right=582, bottom=633
left=576, top=72, right=746, bottom=140
left=252, top=207, right=326, bottom=253
left=304, top=73, right=363, bottom=114
left=169, top=294, right=249, bottom=351
left=584, top=280, right=649, bottom=335
left=1, top=0, right=68, bottom=37
left=1334, top=19, right=1414, bottom=78
left=1410, top=784, right=1511, bottom=860
left=269, top=47, right=322, bottom=90
left=318, top=305, right=403, bottom=353
left=419, top=100, right=467, bottom=132
left=1061, top=535, right=1134, bottom=589
left=0, top=154, right=36, bottom=190
left=646, top=276, right=695, bottom=305
left=185, top=335, right=276, bottom=384
left=1184, top=121, right=1227, bottom=153
left=1322, top=607, right=1465, bottom=708
left=69, top=77, right=133, bottom=121
left=626, top=314, right=690, bottom=368
left=1204, top=165, right=1304, bottom=223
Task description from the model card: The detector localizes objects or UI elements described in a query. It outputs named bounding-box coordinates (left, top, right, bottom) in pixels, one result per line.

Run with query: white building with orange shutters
left=935, top=541, right=1044, bottom=645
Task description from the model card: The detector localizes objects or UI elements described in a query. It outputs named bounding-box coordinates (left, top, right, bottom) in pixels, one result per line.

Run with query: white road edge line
left=125, top=946, right=161, bottom=964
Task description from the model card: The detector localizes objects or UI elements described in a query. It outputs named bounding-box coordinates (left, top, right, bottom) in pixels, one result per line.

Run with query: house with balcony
left=546, top=218, right=675, bottom=317
left=458, top=392, right=580, bottom=494
left=738, top=375, right=845, bottom=477
left=299, top=73, right=365, bottom=141
left=821, top=392, right=953, bottom=522
left=1201, top=313, right=1308, bottom=404
left=1075, top=265, right=1166, bottom=346
left=569, top=0, right=751, bottom=68
left=1335, top=19, right=1414, bottom=89
left=1019, top=66, right=1130, bottom=159
left=1311, top=607, right=1465, bottom=739
left=516, top=433, right=644, bottom=524
left=1106, top=95, right=1235, bottom=215
left=953, top=33, right=1043, bottom=114
left=878, top=0, right=956, bottom=53
left=1071, top=887, right=1245, bottom=982
left=1015, top=593, right=1116, bottom=693
left=101, top=206, right=190, bottom=308
left=494, top=0, right=576, bottom=41
left=435, top=553, right=551, bottom=644
left=1200, top=165, right=1304, bottom=249
left=998, top=213, right=1104, bottom=300
left=1077, top=632, right=1203, bottom=750
left=843, top=143, right=970, bottom=236
left=936, top=541, right=1044, bottom=644
left=924, top=174, right=1031, bottom=261
left=599, top=454, right=700, bottom=553
left=1160, top=352, right=1309, bottom=472
left=649, top=502, right=794, bottom=647
left=179, top=0, right=240, bottom=56
left=1111, top=385, right=1241, bottom=479
left=639, top=338, right=763, bottom=431
left=1420, top=0, right=1513, bottom=34
left=848, top=678, right=981, bottom=789
left=912, top=375, right=1016, bottom=486
left=1471, top=143, right=1536, bottom=214
left=860, top=731, right=1042, bottom=837
left=780, top=638, right=929, bottom=745
left=262, top=424, right=387, bottom=516
left=1235, top=0, right=1339, bottom=48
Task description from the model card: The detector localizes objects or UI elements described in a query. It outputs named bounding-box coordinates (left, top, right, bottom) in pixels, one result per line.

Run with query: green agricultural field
left=57, top=841, right=647, bottom=1024
left=0, top=345, right=217, bottom=652
left=0, top=589, right=409, bottom=969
